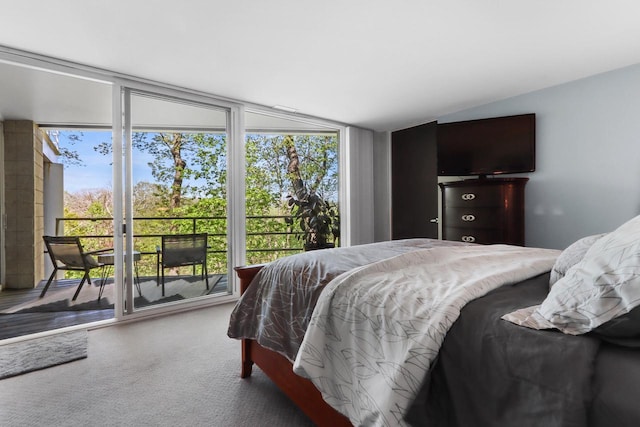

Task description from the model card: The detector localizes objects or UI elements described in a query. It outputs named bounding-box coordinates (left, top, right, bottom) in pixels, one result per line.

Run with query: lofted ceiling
left=1, top=1, right=640, bottom=132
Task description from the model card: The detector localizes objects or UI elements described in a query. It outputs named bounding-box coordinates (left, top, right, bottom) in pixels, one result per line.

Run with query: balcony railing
left=55, top=215, right=307, bottom=277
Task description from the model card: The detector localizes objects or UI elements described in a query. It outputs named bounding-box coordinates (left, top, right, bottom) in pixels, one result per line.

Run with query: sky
left=58, top=131, right=155, bottom=193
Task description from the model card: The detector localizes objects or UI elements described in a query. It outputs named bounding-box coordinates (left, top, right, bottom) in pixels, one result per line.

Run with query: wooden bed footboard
left=234, top=265, right=352, bottom=427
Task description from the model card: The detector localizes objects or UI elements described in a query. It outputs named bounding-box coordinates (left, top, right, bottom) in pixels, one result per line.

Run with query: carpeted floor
left=0, top=302, right=315, bottom=426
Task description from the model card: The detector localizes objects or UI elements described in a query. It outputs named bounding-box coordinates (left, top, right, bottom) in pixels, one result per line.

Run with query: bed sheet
left=293, top=245, right=559, bottom=426
left=227, top=238, right=467, bottom=361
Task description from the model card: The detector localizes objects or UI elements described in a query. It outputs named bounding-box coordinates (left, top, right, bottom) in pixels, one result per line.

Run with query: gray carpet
left=0, top=330, right=88, bottom=379
left=0, top=302, right=315, bottom=426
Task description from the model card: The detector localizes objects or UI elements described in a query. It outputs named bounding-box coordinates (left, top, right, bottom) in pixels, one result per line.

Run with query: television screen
left=437, top=114, right=535, bottom=176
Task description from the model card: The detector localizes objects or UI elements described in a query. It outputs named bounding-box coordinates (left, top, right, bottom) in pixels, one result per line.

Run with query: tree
left=283, top=135, right=339, bottom=249
left=51, top=131, right=85, bottom=167
left=95, top=131, right=228, bottom=212
left=59, top=129, right=340, bottom=265
left=241, top=133, right=339, bottom=258
left=161, top=133, right=186, bottom=209
left=132, top=182, right=168, bottom=216
left=119, top=132, right=188, bottom=210
left=244, top=133, right=338, bottom=206
left=63, top=189, right=114, bottom=252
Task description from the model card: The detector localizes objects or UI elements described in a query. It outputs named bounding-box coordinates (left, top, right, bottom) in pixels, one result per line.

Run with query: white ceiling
left=1, top=0, right=640, bottom=132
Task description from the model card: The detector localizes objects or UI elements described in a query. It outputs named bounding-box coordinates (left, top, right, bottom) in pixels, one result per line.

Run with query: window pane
left=245, top=128, right=340, bottom=264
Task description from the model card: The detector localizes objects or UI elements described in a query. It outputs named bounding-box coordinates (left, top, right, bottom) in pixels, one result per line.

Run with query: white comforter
left=292, top=244, right=559, bottom=426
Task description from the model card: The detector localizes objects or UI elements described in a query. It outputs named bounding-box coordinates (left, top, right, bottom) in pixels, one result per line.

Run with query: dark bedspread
left=407, top=273, right=603, bottom=427
left=589, top=341, right=640, bottom=427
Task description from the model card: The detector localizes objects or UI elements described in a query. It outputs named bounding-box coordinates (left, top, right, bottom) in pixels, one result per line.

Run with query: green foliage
left=245, top=133, right=339, bottom=204
left=51, top=131, right=85, bottom=168
left=286, top=190, right=339, bottom=249
left=58, top=130, right=340, bottom=272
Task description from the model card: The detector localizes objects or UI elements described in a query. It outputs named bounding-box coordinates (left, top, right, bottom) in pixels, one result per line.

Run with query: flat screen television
left=437, top=113, right=535, bottom=177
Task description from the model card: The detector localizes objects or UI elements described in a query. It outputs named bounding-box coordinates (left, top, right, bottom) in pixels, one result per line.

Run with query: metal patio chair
left=42, top=236, right=112, bottom=300
left=156, top=233, right=209, bottom=297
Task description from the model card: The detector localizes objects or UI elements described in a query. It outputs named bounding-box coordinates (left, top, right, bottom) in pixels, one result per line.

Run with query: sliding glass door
left=118, top=88, right=236, bottom=313
left=0, top=46, right=349, bottom=341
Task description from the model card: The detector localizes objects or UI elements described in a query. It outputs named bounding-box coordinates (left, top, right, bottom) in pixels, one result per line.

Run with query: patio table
left=97, top=251, right=142, bottom=299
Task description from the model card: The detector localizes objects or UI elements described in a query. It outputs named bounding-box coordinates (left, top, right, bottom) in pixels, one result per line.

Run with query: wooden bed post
left=234, top=264, right=265, bottom=378
left=233, top=263, right=352, bottom=426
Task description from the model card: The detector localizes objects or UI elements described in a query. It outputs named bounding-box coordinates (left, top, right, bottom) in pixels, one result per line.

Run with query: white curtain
left=345, top=126, right=375, bottom=246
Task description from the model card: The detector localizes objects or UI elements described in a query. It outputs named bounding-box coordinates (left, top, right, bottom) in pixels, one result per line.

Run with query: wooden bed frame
left=235, top=265, right=352, bottom=427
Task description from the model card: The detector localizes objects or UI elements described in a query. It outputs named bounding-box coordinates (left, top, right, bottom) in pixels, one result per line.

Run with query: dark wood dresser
left=439, top=177, right=528, bottom=246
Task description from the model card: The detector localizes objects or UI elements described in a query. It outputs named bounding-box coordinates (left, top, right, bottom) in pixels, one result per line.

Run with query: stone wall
left=3, top=120, right=45, bottom=289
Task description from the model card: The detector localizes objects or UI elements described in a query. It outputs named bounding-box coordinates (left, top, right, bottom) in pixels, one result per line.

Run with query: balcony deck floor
left=0, top=275, right=228, bottom=341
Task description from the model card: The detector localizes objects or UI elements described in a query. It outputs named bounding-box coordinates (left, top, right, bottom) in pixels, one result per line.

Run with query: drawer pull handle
left=461, top=235, right=476, bottom=243
left=461, top=193, right=476, bottom=201
left=461, top=214, right=476, bottom=222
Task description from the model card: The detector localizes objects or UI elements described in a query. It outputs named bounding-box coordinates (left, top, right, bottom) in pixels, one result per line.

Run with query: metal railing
left=54, top=215, right=306, bottom=275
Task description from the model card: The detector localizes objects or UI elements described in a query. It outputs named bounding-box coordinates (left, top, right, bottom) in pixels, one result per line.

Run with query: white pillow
left=549, top=233, right=607, bottom=288
left=537, top=215, right=640, bottom=335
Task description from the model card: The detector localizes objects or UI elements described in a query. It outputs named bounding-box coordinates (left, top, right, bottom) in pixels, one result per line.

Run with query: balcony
left=0, top=215, right=306, bottom=340
left=53, top=214, right=306, bottom=273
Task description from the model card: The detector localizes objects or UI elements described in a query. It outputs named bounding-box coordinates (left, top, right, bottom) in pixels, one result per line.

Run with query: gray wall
left=374, top=62, right=640, bottom=249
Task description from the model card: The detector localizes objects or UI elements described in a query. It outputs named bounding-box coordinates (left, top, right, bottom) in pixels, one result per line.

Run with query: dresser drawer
left=443, top=185, right=504, bottom=208
left=439, top=178, right=527, bottom=246
left=443, top=227, right=502, bottom=244
left=444, top=207, right=502, bottom=228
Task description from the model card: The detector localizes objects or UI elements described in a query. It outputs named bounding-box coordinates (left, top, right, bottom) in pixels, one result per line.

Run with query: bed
left=228, top=217, right=640, bottom=427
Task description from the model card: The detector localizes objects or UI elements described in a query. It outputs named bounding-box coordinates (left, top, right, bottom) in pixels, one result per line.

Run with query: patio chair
left=156, top=233, right=209, bottom=297
left=42, top=236, right=112, bottom=300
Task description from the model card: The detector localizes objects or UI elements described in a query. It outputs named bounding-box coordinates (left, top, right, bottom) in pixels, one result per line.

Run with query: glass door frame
left=112, top=80, right=245, bottom=319
left=0, top=45, right=351, bottom=342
